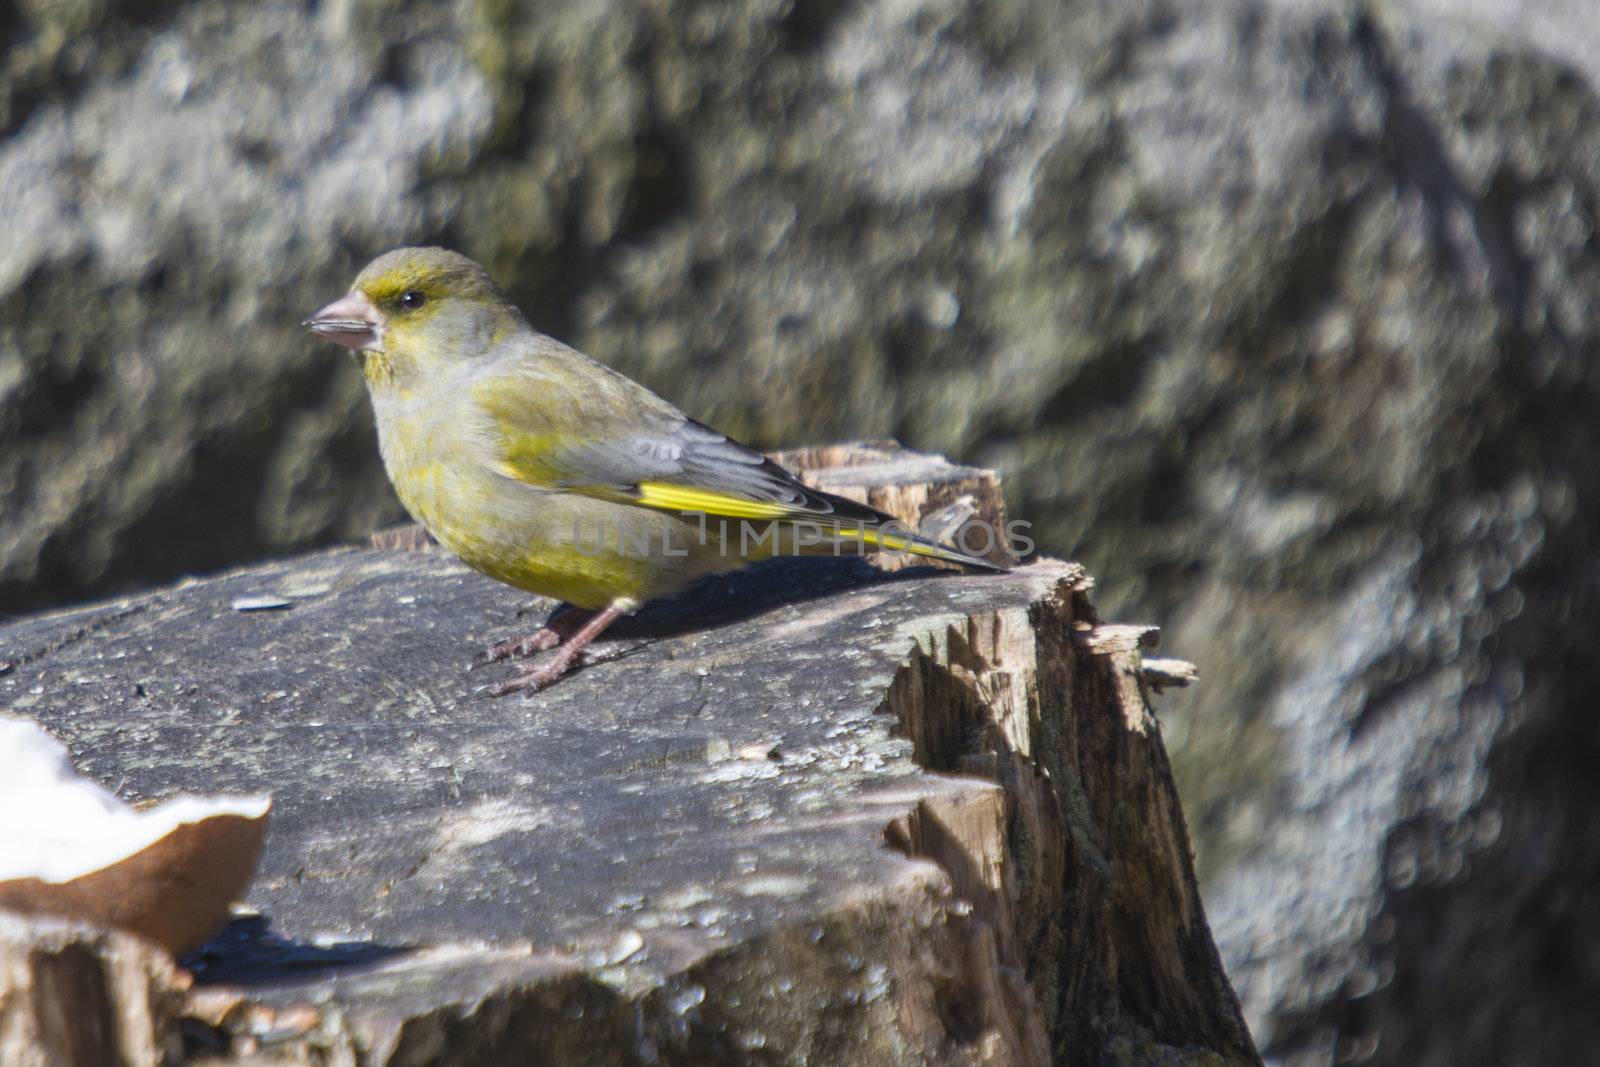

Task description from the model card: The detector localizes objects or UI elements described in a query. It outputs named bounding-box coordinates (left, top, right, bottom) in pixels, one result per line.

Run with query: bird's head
left=304, top=247, right=520, bottom=386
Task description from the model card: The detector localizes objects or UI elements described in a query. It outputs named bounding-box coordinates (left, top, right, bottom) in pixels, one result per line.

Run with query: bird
left=304, top=247, right=1004, bottom=694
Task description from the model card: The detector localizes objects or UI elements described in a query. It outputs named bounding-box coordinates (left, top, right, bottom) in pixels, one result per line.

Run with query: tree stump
left=0, top=445, right=1255, bottom=1066
left=0, top=914, right=183, bottom=1067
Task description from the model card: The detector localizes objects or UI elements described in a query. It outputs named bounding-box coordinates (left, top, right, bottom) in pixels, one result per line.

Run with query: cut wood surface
left=0, top=444, right=1254, bottom=1066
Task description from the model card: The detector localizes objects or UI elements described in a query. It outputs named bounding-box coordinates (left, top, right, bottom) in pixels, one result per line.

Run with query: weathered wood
left=770, top=441, right=1018, bottom=569
left=1141, top=657, right=1200, bottom=693
left=0, top=447, right=1254, bottom=1066
left=0, top=913, right=183, bottom=1067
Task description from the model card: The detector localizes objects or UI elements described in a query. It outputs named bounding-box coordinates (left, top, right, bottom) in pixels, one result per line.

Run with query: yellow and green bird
left=306, top=247, right=1002, bottom=694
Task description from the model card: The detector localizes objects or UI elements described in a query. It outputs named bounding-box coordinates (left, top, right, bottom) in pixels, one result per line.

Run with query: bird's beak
left=303, top=290, right=383, bottom=351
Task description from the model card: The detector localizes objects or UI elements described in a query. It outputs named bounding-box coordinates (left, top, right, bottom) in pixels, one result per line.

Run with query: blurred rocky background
left=2, top=0, right=1597, bottom=1063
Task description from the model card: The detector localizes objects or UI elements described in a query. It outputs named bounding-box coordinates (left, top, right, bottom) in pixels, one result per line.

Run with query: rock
left=4, top=1, right=1600, bottom=1062
left=0, top=451, right=1255, bottom=1064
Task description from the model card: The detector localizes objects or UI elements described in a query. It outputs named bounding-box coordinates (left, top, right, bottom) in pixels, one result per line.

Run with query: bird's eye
left=399, top=289, right=427, bottom=310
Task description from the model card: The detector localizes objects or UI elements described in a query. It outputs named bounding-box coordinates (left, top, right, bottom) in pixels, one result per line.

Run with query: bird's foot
left=487, top=640, right=645, bottom=696
left=482, top=628, right=560, bottom=663
left=481, top=609, right=592, bottom=663
left=489, top=655, right=578, bottom=696
left=485, top=603, right=626, bottom=697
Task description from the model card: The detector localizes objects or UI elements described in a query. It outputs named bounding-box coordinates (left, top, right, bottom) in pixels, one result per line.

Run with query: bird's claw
left=485, top=640, right=643, bottom=697
left=479, top=626, right=562, bottom=664
left=478, top=609, right=595, bottom=667
left=489, top=658, right=574, bottom=696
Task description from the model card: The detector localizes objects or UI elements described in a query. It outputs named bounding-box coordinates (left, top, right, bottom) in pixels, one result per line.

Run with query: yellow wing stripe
left=634, top=481, right=796, bottom=520
left=829, top=526, right=916, bottom=553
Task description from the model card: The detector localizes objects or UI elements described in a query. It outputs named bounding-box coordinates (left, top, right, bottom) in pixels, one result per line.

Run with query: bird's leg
left=490, top=604, right=626, bottom=696
left=482, top=607, right=592, bottom=663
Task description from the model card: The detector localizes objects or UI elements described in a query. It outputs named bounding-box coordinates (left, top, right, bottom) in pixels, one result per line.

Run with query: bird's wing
left=467, top=340, right=884, bottom=524
left=471, top=341, right=1005, bottom=570
left=512, top=413, right=897, bottom=527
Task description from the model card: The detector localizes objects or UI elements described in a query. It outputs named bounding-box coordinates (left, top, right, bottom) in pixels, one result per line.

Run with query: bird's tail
left=823, top=523, right=1010, bottom=572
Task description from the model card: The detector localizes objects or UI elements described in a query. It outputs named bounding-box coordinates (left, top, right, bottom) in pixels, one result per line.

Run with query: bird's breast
left=374, top=398, right=478, bottom=537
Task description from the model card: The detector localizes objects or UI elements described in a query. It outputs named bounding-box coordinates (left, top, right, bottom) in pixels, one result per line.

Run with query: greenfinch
left=305, top=247, right=1002, bottom=694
